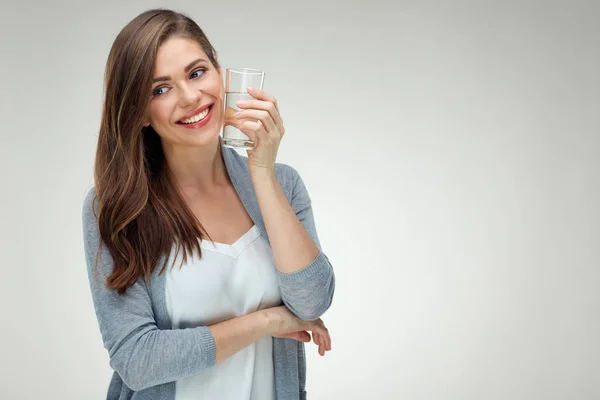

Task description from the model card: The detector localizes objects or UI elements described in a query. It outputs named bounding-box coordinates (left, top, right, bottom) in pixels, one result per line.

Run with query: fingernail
left=234, top=111, right=242, bottom=117
left=236, top=100, right=246, bottom=107
left=247, top=86, right=255, bottom=92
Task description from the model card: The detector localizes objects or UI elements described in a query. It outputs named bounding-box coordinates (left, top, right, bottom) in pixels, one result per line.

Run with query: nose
left=179, top=83, right=201, bottom=108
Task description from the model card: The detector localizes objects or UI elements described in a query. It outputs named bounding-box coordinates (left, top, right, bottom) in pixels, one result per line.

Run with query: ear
left=141, top=113, right=150, bottom=128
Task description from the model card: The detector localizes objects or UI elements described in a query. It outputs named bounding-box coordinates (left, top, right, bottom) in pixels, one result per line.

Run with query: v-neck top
left=165, top=225, right=281, bottom=400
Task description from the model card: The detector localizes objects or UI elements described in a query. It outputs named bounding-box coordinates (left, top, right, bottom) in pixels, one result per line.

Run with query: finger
left=325, top=329, right=331, bottom=351
left=280, top=332, right=310, bottom=342
left=318, top=336, right=325, bottom=356
left=314, top=322, right=330, bottom=354
left=316, top=320, right=331, bottom=351
left=246, top=86, right=279, bottom=112
left=313, top=331, right=321, bottom=346
left=238, top=120, right=268, bottom=144
left=289, top=331, right=311, bottom=342
left=236, top=97, right=284, bottom=128
left=312, top=332, right=325, bottom=356
left=319, top=332, right=327, bottom=355
left=234, top=109, right=277, bottom=134
left=315, top=327, right=328, bottom=352
left=320, top=323, right=332, bottom=351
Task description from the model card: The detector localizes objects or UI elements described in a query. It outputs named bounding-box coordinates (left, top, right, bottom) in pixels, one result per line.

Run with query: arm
left=251, top=167, right=335, bottom=321
left=82, top=191, right=278, bottom=391
left=209, top=310, right=273, bottom=363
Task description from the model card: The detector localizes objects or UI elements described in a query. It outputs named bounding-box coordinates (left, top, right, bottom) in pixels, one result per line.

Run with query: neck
left=163, top=137, right=229, bottom=194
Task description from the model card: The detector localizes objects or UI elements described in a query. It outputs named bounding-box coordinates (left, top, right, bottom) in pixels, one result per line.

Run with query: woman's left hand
left=234, top=87, right=285, bottom=175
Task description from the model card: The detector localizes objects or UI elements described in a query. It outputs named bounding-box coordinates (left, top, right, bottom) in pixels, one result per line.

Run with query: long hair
left=93, top=9, right=220, bottom=295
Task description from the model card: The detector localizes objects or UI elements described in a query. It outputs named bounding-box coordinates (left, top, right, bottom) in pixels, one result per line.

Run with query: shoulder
left=82, top=186, right=99, bottom=233
left=274, top=161, right=301, bottom=191
left=273, top=162, right=313, bottom=207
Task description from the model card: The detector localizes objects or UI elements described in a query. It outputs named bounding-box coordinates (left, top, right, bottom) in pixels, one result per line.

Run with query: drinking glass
left=222, top=68, right=265, bottom=149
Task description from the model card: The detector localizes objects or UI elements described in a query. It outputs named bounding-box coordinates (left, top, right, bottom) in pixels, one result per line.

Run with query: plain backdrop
left=1, top=0, right=598, bottom=399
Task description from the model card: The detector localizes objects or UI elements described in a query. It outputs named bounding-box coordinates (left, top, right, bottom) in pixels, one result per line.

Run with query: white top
left=165, top=225, right=281, bottom=400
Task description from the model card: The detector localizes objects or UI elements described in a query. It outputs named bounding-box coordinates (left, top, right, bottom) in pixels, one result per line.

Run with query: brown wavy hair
left=93, top=9, right=220, bottom=295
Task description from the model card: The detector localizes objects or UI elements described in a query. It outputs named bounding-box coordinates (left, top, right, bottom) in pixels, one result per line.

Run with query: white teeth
left=180, top=106, right=210, bottom=124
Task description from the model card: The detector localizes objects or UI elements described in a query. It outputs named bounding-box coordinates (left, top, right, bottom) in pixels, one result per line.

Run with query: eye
left=190, top=68, right=207, bottom=79
left=152, top=86, right=169, bottom=97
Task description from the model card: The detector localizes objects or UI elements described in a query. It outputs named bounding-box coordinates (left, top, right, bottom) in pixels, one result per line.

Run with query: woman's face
left=145, top=37, right=223, bottom=147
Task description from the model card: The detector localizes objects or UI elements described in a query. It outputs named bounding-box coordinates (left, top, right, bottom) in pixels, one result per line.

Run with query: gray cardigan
left=82, top=142, right=335, bottom=400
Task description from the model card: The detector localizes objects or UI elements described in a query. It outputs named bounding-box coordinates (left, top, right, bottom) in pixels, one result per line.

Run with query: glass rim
left=226, top=67, right=264, bottom=75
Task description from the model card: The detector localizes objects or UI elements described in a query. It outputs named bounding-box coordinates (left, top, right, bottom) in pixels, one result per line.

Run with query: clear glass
left=222, top=68, right=265, bottom=149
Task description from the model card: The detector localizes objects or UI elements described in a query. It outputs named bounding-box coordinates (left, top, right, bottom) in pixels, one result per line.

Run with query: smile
left=176, top=104, right=214, bottom=128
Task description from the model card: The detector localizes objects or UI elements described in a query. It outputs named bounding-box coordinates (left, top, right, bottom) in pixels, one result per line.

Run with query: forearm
left=209, top=308, right=279, bottom=363
left=250, top=169, right=319, bottom=274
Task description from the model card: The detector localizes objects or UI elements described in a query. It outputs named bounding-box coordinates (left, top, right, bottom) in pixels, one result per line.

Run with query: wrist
left=260, top=307, right=283, bottom=334
left=249, top=166, right=276, bottom=182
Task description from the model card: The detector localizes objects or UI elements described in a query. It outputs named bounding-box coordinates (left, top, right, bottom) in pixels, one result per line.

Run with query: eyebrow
left=152, top=58, right=208, bottom=84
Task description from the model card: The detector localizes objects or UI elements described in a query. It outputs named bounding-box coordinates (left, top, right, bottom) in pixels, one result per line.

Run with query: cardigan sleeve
left=275, top=168, right=336, bottom=321
left=82, top=188, right=216, bottom=391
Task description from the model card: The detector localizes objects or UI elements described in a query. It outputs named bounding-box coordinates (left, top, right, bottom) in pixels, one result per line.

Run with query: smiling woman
left=82, top=7, right=335, bottom=400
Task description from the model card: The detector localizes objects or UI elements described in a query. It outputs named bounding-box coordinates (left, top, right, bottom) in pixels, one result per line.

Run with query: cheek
left=149, top=100, right=174, bottom=124
left=204, top=76, right=224, bottom=98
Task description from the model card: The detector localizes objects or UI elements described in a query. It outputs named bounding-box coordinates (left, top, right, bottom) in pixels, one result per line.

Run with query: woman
left=82, top=8, right=335, bottom=400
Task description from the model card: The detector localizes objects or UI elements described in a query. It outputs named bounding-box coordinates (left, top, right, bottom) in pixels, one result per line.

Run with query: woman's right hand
left=265, top=306, right=332, bottom=356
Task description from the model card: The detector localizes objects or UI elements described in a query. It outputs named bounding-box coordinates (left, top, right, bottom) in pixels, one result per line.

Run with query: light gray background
left=1, top=0, right=598, bottom=399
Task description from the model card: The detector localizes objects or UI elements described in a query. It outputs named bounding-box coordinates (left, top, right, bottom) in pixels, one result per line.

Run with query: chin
left=186, top=126, right=222, bottom=147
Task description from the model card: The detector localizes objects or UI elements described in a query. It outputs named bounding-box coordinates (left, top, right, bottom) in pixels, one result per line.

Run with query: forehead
left=154, top=37, right=208, bottom=74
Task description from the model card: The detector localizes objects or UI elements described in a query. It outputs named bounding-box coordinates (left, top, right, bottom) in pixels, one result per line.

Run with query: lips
left=177, top=103, right=213, bottom=123
left=175, top=104, right=215, bottom=129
